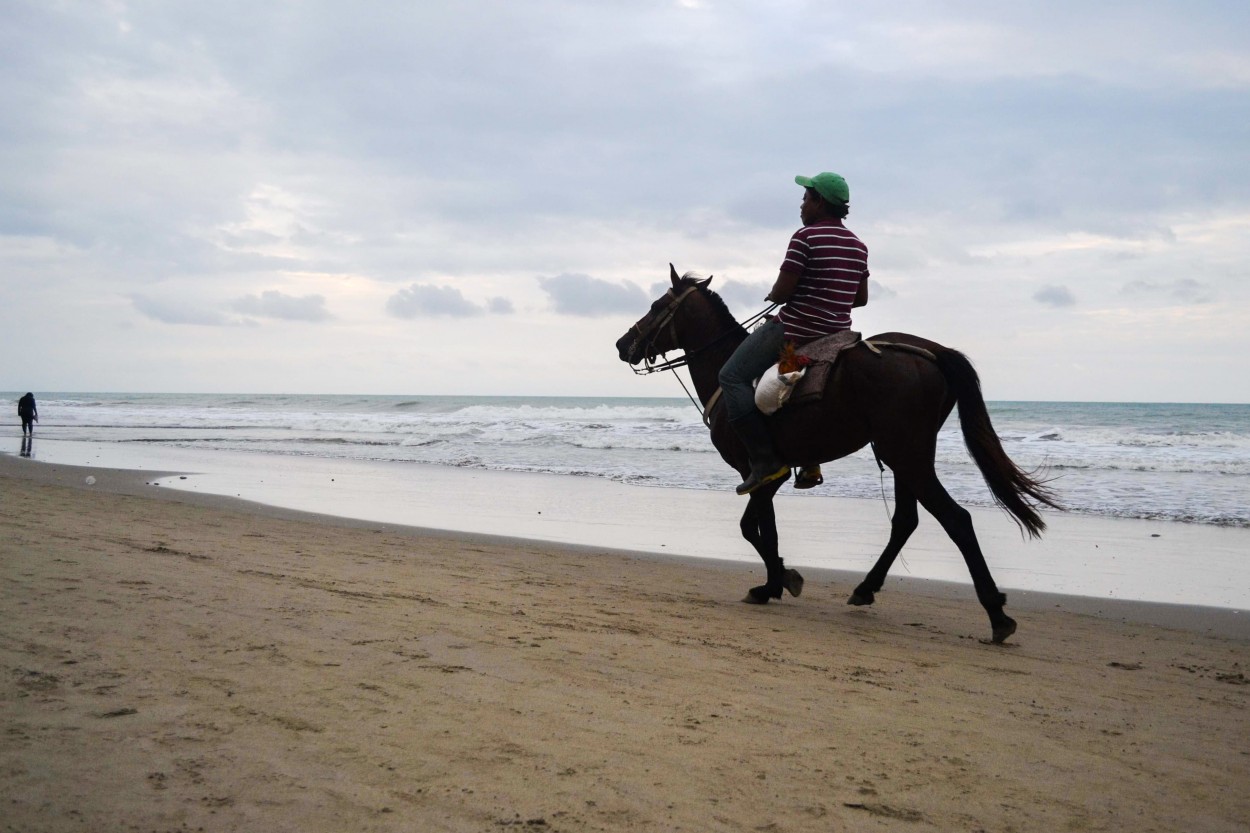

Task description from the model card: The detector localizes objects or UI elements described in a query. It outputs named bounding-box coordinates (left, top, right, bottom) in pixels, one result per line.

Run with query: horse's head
left=615, top=264, right=713, bottom=366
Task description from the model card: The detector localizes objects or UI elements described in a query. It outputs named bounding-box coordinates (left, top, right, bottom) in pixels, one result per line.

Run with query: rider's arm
left=766, top=269, right=801, bottom=304
left=852, top=275, right=868, bottom=308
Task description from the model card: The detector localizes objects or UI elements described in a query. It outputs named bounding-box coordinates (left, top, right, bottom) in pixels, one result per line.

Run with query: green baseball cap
left=795, top=172, right=849, bottom=204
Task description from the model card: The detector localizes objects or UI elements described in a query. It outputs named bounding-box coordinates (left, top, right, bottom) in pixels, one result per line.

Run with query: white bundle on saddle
left=754, top=364, right=806, bottom=415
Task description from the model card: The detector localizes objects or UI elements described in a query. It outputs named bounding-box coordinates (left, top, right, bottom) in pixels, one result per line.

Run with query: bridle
left=624, top=282, right=777, bottom=426
left=625, top=284, right=775, bottom=375
left=624, top=285, right=703, bottom=374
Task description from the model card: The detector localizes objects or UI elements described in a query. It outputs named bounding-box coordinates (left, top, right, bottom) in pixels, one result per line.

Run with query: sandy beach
left=2, top=455, right=1248, bottom=832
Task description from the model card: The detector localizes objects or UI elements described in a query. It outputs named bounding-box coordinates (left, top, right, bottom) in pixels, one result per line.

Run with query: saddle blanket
left=788, top=329, right=861, bottom=407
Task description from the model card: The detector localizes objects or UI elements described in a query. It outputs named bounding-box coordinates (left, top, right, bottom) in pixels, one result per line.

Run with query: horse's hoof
left=847, top=589, right=875, bottom=606
left=743, top=586, right=772, bottom=604
left=991, top=616, right=1018, bottom=644
left=783, top=569, right=804, bottom=598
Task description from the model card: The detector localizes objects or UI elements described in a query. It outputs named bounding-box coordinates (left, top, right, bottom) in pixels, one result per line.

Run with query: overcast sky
left=3, top=1, right=1248, bottom=402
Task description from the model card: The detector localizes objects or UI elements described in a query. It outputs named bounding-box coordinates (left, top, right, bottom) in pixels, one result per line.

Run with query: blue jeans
left=719, top=318, right=786, bottom=422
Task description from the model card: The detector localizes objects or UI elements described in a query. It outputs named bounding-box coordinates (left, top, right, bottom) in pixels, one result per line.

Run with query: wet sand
left=2, top=456, right=1248, bottom=832
left=17, top=437, right=1250, bottom=611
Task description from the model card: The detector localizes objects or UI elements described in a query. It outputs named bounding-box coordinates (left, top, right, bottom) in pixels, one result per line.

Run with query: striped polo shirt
left=775, top=219, right=869, bottom=343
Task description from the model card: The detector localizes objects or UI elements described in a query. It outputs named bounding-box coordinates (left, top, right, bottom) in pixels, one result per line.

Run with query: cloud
left=386, top=284, right=511, bottom=319
left=3, top=3, right=1250, bottom=400
left=868, top=279, right=897, bottom=300
left=130, top=294, right=230, bottom=326
left=1120, top=278, right=1214, bottom=304
left=538, top=273, right=649, bottom=317
left=714, top=279, right=772, bottom=314
left=230, top=290, right=332, bottom=321
left=1033, top=285, right=1077, bottom=307
left=487, top=296, right=515, bottom=314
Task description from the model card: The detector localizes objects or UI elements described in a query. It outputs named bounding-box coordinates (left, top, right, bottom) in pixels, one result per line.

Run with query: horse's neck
left=684, top=328, right=744, bottom=407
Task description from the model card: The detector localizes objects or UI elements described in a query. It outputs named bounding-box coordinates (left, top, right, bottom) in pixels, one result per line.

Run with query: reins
left=625, top=283, right=775, bottom=425
left=627, top=287, right=774, bottom=376
left=625, top=288, right=770, bottom=372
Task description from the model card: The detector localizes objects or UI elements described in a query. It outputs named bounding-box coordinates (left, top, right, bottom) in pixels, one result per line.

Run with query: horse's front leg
left=739, top=481, right=804, bottom=604
left=849, top=479, right=918, bottom=607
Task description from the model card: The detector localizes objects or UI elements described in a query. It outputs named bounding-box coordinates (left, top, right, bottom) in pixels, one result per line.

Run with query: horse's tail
left=935, top=349, right=1062, bottom=538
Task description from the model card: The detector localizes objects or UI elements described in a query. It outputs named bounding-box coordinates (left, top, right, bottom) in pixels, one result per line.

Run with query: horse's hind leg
left=740, top=482, right=804, bottom=604
left=848, top=480, right=918, bottom=607
left=908, top=471, right=1016, bottom=643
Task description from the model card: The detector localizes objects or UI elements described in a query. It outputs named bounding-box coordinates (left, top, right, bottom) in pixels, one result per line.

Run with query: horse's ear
left=700, top=275, right=713, bottom=288
left=670, top=263, right=680, bottom=287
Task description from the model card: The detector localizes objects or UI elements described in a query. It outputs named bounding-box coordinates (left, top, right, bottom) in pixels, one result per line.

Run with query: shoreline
left=3, top=451, right=1247, bottom=639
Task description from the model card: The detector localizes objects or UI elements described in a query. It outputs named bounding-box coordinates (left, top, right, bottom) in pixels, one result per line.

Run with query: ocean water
left=5, top=392, right=1248, bottom=529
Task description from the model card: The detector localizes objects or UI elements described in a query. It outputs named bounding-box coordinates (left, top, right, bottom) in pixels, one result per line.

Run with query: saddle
left=787, top=329, right=862, bottom=407
left=702, top=330, right=934, bottom=426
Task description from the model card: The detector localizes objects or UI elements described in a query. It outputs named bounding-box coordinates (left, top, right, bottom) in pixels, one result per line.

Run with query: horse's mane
left=676, top=273, right=747, bottom=338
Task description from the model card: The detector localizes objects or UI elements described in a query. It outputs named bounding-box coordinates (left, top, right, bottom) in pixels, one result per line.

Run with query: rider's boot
left=729, top=413, right=791, bottom=495
left=793, top=464, right=824, bottom=489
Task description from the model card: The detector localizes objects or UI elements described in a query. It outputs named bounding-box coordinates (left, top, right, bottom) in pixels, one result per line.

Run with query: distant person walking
left=18, top=392, right=37, bottom=435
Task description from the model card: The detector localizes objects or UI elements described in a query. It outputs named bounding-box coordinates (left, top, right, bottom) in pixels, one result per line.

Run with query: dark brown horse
left=615, top=267, right=1060, bottom=643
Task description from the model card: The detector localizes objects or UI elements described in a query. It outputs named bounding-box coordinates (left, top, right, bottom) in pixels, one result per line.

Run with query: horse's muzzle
left=615, top=328, right=646, bottom=364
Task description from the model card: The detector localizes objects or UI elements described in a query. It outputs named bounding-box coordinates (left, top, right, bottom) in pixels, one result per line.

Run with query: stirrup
left=735, top=464, right=791, bottom=496
left=793, top=466, right=823, bottom=490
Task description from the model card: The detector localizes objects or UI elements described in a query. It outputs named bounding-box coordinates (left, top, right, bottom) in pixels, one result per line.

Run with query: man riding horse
left=617, top=178, right=1060, bottom=642
left=721, top=171, right=868, bottom=495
